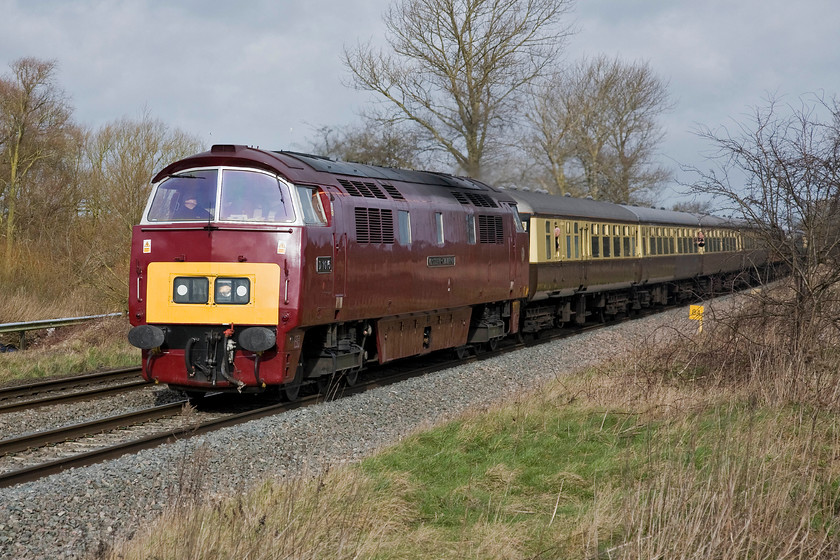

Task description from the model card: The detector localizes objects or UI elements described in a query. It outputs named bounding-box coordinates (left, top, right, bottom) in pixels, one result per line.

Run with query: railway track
left=0, top=355, right=455, bottom=488
left=0, top=306, right=667, bottom=489
left=0, top=367, right=147, bottom=413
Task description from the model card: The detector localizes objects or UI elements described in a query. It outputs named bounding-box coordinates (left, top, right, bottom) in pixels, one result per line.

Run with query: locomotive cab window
left=147, top=170, right=218, bottom=222
left=220, top=170, right=294, bottom=223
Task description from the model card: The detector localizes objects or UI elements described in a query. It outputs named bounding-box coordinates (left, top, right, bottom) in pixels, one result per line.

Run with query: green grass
left=109, top=293, right=840, bottom=559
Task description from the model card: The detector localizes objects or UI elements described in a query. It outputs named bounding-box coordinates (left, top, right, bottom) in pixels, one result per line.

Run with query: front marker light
left=173, top=277, right=209, bottom=304
left=215, top=278, right=250, bottom=305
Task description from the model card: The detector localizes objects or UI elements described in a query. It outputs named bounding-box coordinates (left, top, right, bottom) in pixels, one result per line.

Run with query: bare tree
left=0, top=57, right=73, bottom=262
left=689, top=94, right=840, bottom=354
left=527, top=55, right=671, bottom=202
left=344, top=0, right=574, bottom=179
left=309, top=117, right=426, bottom=169
left=78, top=111, right=203, bottom=306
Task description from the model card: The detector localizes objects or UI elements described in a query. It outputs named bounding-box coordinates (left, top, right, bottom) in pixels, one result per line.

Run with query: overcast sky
left=1, top=0, right=838, bottom=205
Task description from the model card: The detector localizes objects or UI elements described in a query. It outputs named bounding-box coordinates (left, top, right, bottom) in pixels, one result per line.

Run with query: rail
left=0, top=312, right=123, bottom=351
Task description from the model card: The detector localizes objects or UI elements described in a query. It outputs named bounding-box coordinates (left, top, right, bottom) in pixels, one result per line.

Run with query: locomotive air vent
left=380, top=183, right=405, bottom=200
left=451, top=191, right=498, bottom=208
left=452, top=192, right=470, bottom=205
left=338, top=178, right=387, bottom=199
left=354, top=207, right=395, bottom=244
left=467, top=193, right=498, bottom=208
left=478, top=215, right=504, bottom=244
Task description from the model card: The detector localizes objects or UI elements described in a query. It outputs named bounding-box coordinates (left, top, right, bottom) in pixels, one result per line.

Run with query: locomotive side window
left=400, top=211, right=413, bottom=244
left=296, top=185, right=328, bottom=225
left=147, top=170, right=218, bottom=222
left=435, top=212, right=445, bottom=245
left=220, top=170, right=294, bottom=223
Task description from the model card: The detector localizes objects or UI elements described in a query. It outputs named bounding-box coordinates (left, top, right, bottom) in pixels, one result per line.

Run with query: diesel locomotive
left=127, top=144, right=770, bottom=399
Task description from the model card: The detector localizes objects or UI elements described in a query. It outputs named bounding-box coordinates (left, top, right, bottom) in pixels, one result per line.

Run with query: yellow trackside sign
left=689, top=305, right=704, bottom=321
left=146, top=262, right=281, bottom=325
left=689, top=304, right=705, bottom=333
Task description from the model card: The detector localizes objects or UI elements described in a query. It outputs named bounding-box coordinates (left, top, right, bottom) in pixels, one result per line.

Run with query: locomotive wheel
left=455, top=346, right=471, bottom=360
left=344, top=368, right=359, bottom=387
left=488, top=337, right=500, bottom=351
left=282, top=378, right=301, bottom=402
left=282, top=363, right=304, bottom=402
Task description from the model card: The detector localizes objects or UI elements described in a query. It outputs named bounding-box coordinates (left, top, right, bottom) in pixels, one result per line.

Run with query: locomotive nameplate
left=427, top=255, right=456, bottom=268
left=316, top=256, right=333, bottom=273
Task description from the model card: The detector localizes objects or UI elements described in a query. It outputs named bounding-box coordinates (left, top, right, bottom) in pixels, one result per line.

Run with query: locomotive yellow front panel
left=146, top=262, right=281, bottom=325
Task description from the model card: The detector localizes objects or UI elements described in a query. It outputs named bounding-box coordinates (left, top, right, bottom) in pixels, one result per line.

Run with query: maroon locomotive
left=128, top=144, right=529, bottom=399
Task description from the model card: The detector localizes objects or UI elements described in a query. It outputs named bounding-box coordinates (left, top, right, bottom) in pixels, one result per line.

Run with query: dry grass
left=114, top=459, right=416, bottom=560
left=106, top=287, right=840, bottom=559
left=0, top=314, right=138, bottom=384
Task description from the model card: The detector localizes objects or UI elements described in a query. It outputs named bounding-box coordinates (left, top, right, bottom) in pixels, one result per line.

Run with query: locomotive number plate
left=427, top=255, right=456, bottom=268
left=316, top=256, right=333, bottom=273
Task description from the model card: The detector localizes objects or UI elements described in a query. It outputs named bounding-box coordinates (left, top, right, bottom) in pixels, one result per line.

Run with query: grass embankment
left=0, top=315, right=139, bottom=385
left=111, top=296, right=840, bottom=559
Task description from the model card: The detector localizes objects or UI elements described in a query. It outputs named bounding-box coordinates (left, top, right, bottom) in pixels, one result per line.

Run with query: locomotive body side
left=128, top=145, right=529, bottom=395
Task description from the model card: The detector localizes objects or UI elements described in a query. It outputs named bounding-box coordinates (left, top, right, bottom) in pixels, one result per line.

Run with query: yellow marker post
left=689, top=305, right=704, bottom=333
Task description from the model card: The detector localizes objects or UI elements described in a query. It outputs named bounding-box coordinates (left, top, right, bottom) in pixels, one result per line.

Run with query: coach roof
left=508, top=189, right=638, bottom=223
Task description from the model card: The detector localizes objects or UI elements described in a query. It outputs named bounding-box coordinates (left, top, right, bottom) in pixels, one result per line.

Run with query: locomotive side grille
left=338, top=178, right=387, bottom=199
left=478, top=215, right=504, bottom=244
left=354, top=208, right=395, bottom=244
left=381, top=183, right=405, bottom=200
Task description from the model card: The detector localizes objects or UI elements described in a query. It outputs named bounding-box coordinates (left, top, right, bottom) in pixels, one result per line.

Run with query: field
left=107, top=289, right=840, bottom=559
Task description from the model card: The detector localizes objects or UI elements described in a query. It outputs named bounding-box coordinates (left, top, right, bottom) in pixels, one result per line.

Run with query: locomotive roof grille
left=380, top=183, right=405, bottom=200
left=338, top=178, right=388, bottom=199
left=452, top=191, right=498, bottom=208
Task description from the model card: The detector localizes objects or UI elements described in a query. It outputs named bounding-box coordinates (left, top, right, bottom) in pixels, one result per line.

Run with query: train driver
left=173, top=187, right=211, bottom=220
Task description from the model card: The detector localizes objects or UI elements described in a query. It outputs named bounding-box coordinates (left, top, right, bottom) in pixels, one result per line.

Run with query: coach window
left=400, top=210, right=412, bottom=244
left=591, top=223, right=600, bottom=258
left=601, top=225, right=610, bottom=258
left=435, top=212, right=445, bottom=245
left=623, top=227, right=631, bottom=257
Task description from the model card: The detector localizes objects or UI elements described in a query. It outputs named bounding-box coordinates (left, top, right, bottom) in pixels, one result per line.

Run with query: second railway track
left=0, top=367, right=148, bottom=413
